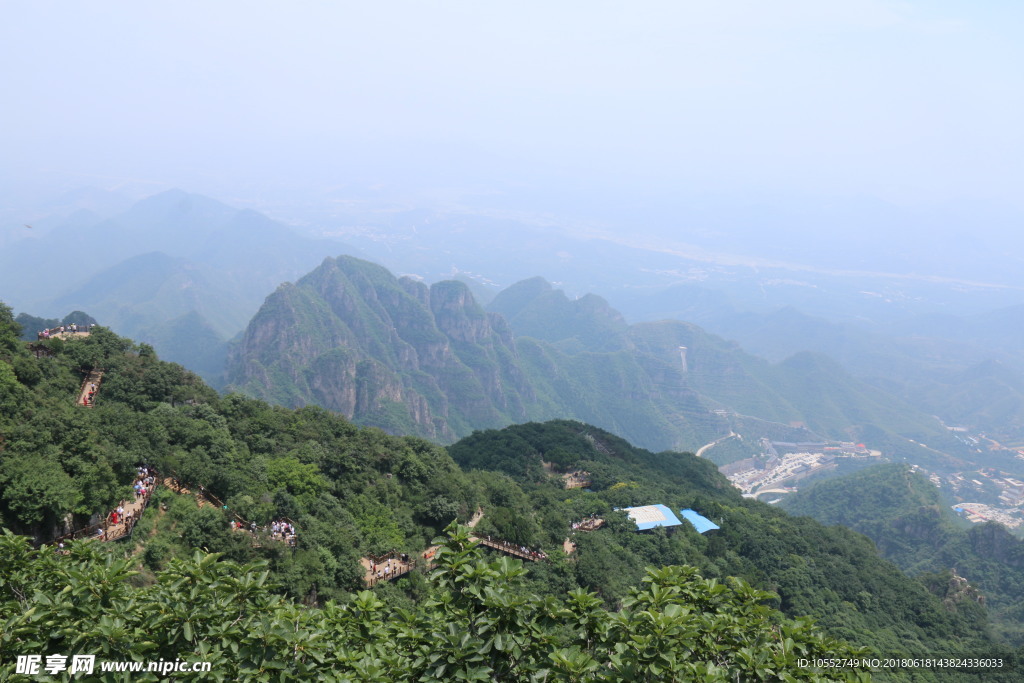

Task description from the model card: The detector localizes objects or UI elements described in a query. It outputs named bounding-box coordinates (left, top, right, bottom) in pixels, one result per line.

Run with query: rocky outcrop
left=229, top=260, right=941, bottom=453
left=943, top=569, right=985, bottom=608
left=227, top=256, right=532, bottom=441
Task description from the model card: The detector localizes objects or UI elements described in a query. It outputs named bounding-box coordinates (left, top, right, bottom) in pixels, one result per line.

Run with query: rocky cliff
left=227, top=257, right=535, bottom=440
left=228, top=258, right=967, bottom=458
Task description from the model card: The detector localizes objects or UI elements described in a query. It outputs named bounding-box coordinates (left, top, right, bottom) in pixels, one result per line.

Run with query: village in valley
left=938, top=469, right=1024, bottom=531
left=719, top=438, right=880, bottom=502
left=714, top=423, right=1024, bottom=533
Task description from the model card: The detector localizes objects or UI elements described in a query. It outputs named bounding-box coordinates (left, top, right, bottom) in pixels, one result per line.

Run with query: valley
left=5, top=200, right=1024, bottom=676
left=8, top=3, right=1024, bottom=677
left=720, top=438, right=881, bottom=499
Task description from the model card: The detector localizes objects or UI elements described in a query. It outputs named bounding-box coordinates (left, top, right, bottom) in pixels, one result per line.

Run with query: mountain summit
left=227, top=257, right=966, bottom=459
left=228, top=256, right=533, bottom=441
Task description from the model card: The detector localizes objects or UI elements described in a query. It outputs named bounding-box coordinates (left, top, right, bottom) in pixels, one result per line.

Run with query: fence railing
left=51, top=471, right=158, bottom=546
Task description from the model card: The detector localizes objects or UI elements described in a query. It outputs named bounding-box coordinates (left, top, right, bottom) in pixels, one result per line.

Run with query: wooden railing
left=52, top=470, right=158, bottom=546
left=474, top=537, right=547, bottom=562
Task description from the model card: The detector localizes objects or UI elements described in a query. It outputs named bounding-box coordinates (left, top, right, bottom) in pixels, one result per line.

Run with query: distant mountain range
left=7, top=187, right=1023, bottom=451
left=1, top=189, right=356, bottom=381
left=641, top=297, right=1024, bottom=444
left=7, top=187, right=1024, bottom=445
left=226, top=255, right=971, bottom=462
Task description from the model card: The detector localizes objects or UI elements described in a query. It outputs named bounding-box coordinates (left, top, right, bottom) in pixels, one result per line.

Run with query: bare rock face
left=943, top=569, right=985, bottom=608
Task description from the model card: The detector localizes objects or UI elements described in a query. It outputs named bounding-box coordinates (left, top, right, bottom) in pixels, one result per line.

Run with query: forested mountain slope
left=624, top=291, right=1024, bottom=446
left=228, top=257, right=970, bottom=465
left=782, top=463, right=1024, bottom=644
left=226, top=255, right=720, bottom=448
left=448, top=422, right=1017, bottom=665
left=2, top=303, right=1022, bottom=677
left=2, top=529, right=875, bottom=682
left=2, top=307, right=1024, bottom=679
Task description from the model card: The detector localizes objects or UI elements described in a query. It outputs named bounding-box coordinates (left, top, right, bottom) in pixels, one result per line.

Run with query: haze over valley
left=4, top=1, right=1024, bottom=677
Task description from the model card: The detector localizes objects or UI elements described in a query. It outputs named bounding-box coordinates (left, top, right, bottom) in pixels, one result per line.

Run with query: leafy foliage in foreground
left=0, top=526, right=869, bottom=682
left=1, top=301, right=1018, bottom=676
left=450, top=422, right=1024, bottom=673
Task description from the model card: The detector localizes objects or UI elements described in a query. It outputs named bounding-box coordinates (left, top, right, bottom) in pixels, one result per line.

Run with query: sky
left=3, top=1, right=1024, bottom=228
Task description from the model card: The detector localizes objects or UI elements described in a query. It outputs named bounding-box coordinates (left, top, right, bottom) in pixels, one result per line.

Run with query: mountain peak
left=487, top=276, right=554, bottom=319
left=124, top=189, right=236, bottom=226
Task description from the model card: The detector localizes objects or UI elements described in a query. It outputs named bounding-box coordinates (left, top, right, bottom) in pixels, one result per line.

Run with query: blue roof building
left=622, top=504, right=683, bottom=531
left=680, top=509, right=720, bottom=534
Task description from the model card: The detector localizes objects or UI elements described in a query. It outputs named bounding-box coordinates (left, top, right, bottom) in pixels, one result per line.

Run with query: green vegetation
left=783, top=463, right=1024, bottom=644
left=0, top=301, right=480, bottom=602
left=0, top=526, right=873, bottom=682
left=227, top=260, right=973, bottom=472
left=450, top=422, right=1019, bottom=671
left=2, top=301, right=1021, bottom=678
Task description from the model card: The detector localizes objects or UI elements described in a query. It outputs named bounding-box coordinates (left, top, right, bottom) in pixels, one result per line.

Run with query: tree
left=0, top=525, right=874, bottom=681
left=0, top=456, right=81, bottom=530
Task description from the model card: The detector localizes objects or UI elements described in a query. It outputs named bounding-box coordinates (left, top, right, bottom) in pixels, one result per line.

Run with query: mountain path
left=77, top=368, right=104, bottom=407
left=363, top=508, right=486, bottom=586
left=696, top=431, right=737, bottom=458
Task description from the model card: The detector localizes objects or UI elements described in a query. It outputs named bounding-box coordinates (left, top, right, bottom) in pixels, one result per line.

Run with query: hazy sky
left=3, top=1, right=1024, bottom=213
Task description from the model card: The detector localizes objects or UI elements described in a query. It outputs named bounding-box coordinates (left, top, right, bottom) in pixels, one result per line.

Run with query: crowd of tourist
left=570, top=514, right=604, bottom=532
left=88, top=466, right=157, bottom=541
left=270, top=519, right=296, bottom=541
left=36, top=323, right=95, bottom=339
left=229, top=517, right=298, bottom=547
left=134, top=466, right=156, bottom=499
left=481, top=536, right=547, bottom=561
left=368, top=552, right=414, bottom=584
